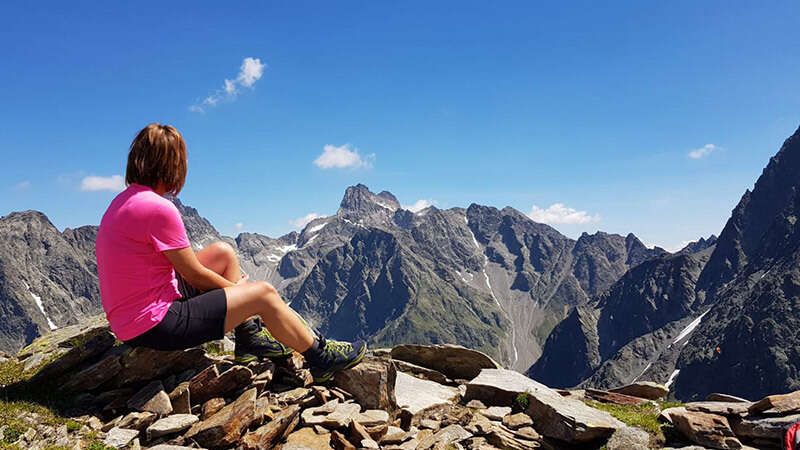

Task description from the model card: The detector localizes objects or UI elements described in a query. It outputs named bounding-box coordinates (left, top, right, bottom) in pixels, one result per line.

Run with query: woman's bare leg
left=224, top=281, right=315, bottom=352
left=195, top=241, right=315, bottom=352
left=196, top=241, right=240, bottom=282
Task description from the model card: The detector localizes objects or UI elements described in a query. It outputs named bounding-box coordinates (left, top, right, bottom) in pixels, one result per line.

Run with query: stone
left=241, top=404, right=301, bottom=450
left=63, top=351, right=122, bottom=392
left=354, top=409, right=390, bottom=427
left=283, top=427, right=333, bottom=450
left=146, top=414, right=199, bottom=440
left=276, top=387, right=312, bottom=404
left=188, top=364, right=253, bottom=405
left=486, top=425, right=540, bottom=449
left=334, top=358, right=397, bottom=411
left=147, top=446, right=197, bottom=450
left=185, top=387, right=257, bottom=448
left=392, top=359, right=451, bottom=385
left=201, top=397, right=226, bottom=419
left=127, top=380, right=173, bottom=415
left=302, top=400, right=361, bottom=428
left=608, top=381, right=669, bottom=400
left=606, top=426, right=650, bottom=450
left=513, top=426, right=540, bottom=441
left=115, top=347, right=212, bottom=386
left=707, top=393, right=751, bottom=403
left=416, top=424, right=472, bottom=449
left=731, top=413, right=800, bottom=441
left=467, top=413, right=495, bottom=435
left=168, top=382, right=191, bottom=414
left=667, top=409, right=743, bottom=449
left=685, top=401, right=752, bottom=416
left=467, top=369, right=622, bottom=443
left=360, top=438, right=380, bottom=449
left=464, top=368, right=537, bottom=406
left=749, top=390, right=800, bottom=415
left=481, top=406, right=512, bottom=421
left=395, top=371, right=460, bottom=417
left=420, top=419, right=441, bottom=430
left=379, top=426, right=407, bottom=444
left=659, top=406, right=686, bottom=424
left=117, top=411, right=156, bottom=431
left=330, top=430, right=356, bottom=450
left=467, top=399, right=488, bottom=409
left=390, top=344, right=500, bottom=380
left=104, top=427, right=140, bottom=449
left=585, top=388, right=650, bottom=406
left=502, top=413, right=532, bottom=430
left=350, top=419, right=375, bottom=444
left=17, top=315, right=115, bottom=380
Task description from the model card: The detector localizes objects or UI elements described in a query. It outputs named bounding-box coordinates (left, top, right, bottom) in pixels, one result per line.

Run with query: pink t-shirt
left=96, top=183, right=191, bottom=340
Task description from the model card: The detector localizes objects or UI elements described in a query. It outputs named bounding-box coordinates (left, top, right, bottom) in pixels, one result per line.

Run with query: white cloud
left=313, top=144, right=374, bottom=169
left=13, top=180, right=31, bottom=191
left=688, top=143, right=717, bottom=159
left=80, top=175, right=125, bottom=192
left=403, top=199, right=435, bottom=212
left=528, top=203, right=600, bottom=225
left=234, top=222, right=245, bottom=232
left=190, top=57, right=266, bottom=112
left=290, top=213, right=323, bottom=229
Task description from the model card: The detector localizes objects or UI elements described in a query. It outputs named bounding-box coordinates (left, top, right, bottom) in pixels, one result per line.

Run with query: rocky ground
left=1, top=317, right=799, bottom=449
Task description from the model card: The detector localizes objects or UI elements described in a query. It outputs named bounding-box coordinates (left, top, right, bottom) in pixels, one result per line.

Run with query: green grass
left=585, top=399, right=683, bottom=445
left=85, top=441, right=115, bottom=450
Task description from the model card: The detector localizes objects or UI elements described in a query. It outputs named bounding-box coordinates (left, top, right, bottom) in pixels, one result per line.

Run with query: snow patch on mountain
left=24, top=282, right=57, bottom=330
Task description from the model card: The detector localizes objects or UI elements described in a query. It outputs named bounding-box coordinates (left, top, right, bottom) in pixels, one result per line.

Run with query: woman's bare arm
left=163, top=247, right=235, bottom=291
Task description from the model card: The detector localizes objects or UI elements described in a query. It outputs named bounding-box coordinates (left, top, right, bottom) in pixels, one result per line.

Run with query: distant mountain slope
left=529, top=248, right=709, bottom=388
left=0, top=211, right=101, bottom=352
left=531, top=124, right=800, bottom=400
left=674, top=125, right=800, bottom=400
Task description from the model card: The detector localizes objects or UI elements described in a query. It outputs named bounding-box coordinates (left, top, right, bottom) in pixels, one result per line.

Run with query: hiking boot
left=304, top=337, right=367, bottom=383
left=234, top=318, right=294, bottom=363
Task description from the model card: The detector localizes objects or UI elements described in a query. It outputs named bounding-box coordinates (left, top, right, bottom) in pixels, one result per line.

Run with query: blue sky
left=1, top=1, right=798, bottom=250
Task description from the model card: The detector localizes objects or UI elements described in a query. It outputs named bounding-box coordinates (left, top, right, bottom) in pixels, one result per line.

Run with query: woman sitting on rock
left=95, top=123, right=366, bottom=382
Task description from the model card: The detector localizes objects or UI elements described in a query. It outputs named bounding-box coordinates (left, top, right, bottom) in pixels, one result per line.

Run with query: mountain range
left=531, top=124, right=800, bottom=401
left=1, top=124, right=799, bottom=401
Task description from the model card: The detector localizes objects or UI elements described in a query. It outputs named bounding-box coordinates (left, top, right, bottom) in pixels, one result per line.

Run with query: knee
left=208, top=241, right=236, bottom=258
left=254, top=281, right=279, bottom=300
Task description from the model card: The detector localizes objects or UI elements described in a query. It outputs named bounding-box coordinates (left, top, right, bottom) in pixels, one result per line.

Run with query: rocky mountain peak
left=339, top=184, right=401, bottom=214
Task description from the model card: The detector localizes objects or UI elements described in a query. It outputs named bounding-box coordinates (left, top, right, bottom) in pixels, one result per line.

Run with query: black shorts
left=124, top=275, right=228, bottom=351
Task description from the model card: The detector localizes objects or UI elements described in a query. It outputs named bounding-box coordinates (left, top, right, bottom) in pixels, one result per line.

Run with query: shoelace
left=324, top=340, right=353, bottom=356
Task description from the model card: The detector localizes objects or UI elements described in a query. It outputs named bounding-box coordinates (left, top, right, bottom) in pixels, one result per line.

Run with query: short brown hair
left=125, top=123, right=187, bottom=196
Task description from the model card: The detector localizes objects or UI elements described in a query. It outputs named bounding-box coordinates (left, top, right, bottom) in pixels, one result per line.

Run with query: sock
left=302, top=337, right=323, bottom=360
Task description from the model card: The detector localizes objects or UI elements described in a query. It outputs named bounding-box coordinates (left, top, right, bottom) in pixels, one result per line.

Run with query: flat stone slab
left=283, top=427, right=333, bottom=450
left=104, top=427, right=140, bottom=449
left=301, top=400, right=361, bottom=428
left=749, top=390, right=800, bottom=415
left=609, top=381, right=668, bottom=400
left=480, top=406, right=512, bottom=421
left=666, top=409, right=743, bottom=449
left=707, top=393, right=751, bottom=403
left=685, top=401, right=752, bottom=416
left=390, top=344, right=500, bottom=380
left=395, top=371, right=460, bottom=416
left=586, top=388, right=650, bottom=406
left=732, top=413, right=800, bottom=441
left=467, top=369, right=622, bottom=443
left=146, top=414, right=199, bottom=439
